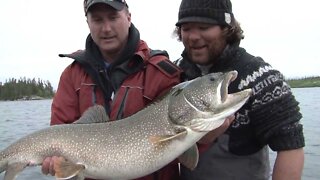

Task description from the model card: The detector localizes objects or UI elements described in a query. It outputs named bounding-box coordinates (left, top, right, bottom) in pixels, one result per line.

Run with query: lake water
left=0, top=88, right=319, bottom=180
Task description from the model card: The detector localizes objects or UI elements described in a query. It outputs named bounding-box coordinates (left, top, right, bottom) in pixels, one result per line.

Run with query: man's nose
left=188, top=29, right=201, bottom=40
left=102, top=21, right=112, bottom=32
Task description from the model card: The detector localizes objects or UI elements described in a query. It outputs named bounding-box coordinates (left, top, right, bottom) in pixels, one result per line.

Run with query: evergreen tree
left=0, top=77, right=55, bottom=100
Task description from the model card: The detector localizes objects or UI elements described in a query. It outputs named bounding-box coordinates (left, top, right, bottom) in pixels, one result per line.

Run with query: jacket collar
left=59, top=24, right=145, bottom=91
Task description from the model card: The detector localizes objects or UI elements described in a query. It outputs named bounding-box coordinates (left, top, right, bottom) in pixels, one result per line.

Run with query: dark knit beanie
left=176, top=0, right=234, bottom=27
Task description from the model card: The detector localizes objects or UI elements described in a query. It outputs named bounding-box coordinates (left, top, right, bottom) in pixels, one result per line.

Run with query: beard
left=186, top=36, right=227, bottom=66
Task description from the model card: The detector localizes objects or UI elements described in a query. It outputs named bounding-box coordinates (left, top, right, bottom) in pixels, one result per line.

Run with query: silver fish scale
left=1, top=71, right=252, bottom=179
left=1, top=98, right=178, bottom=179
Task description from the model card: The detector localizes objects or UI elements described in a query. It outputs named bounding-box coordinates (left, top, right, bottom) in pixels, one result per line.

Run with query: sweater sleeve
left=248, top=69, right=305, bottom=151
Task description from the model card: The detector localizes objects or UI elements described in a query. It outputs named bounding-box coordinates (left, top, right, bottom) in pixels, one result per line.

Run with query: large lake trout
left=0, top=71, right=252, bottom=180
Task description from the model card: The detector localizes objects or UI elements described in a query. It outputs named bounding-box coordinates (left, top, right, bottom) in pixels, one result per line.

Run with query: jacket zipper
left=115, top=87, right=129, bottom=120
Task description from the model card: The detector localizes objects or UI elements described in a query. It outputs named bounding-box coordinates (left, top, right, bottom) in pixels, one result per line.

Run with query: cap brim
left=86, top=0, right=125, bottom=13
left=176, top=16, right=219, bottom=26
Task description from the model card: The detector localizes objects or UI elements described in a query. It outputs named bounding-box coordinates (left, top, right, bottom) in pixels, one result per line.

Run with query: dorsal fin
left=73, top=105, right=109, bottom=124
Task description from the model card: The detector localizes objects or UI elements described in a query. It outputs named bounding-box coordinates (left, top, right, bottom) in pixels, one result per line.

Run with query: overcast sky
left=1, top=0, right=319, bottom=90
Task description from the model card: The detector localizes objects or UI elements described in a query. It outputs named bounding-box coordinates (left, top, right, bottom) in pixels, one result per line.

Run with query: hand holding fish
left=41, top=156, right=61, bottom=176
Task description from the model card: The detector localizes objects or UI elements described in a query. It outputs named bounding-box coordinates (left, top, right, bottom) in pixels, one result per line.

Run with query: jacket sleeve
left=51, top=64, right=80, bottom=125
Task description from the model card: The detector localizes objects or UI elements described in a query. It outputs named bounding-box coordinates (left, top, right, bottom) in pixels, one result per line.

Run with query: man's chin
left=189, top=55, right=210, bottom=65
left=100, top=46, right=119, bottom=54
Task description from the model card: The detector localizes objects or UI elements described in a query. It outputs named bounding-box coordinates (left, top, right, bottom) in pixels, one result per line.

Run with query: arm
left=51, top=64, right=80, bottom=125
left=246, top=69, right=305, bottom=179
left=272, top=148, right=304, bottom=180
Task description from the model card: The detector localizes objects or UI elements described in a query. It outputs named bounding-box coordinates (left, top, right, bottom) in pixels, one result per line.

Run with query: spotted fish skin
left=0, top=71, right=252, bottom=180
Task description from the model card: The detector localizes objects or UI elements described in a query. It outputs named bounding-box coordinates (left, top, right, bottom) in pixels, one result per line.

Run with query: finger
left=219, top=117, right=232, bottom=128
left=49, top=156, right=57, bottom=176
left=41, top=157, right=51, bottom=175
left=225, top=115, right=235, bottom=125
left=228, top=115, right=235, bottom=121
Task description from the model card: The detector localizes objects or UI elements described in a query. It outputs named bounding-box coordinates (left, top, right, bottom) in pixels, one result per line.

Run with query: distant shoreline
left=1, top=77, right=319, bottom=101
left=287, top=76, right=320, bottom=88
left=0, top=97, right=52, bottom=102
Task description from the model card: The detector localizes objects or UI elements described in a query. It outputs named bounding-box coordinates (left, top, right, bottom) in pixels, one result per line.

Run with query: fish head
left=168, top=71, right=252, bottom=131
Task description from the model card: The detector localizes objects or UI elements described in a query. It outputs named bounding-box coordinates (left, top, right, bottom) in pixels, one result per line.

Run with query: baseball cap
left=84, top=0, right=127, bottom=15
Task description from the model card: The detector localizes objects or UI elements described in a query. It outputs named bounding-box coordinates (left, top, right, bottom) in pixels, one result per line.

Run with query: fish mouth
left=220, top=71, right=238, bottom=103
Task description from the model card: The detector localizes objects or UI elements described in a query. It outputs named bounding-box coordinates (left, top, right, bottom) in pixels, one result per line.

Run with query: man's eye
left=110, top=16, right=117, bottom=20
left=181, top=27, right=190, bottom=32
left=92, top=18, right=103, bottom=22
left=199, top=26, right=209, bottom=30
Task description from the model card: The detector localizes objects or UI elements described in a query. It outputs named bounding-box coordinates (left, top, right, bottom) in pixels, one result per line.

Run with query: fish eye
left=209, top=77, right=216, bottom=81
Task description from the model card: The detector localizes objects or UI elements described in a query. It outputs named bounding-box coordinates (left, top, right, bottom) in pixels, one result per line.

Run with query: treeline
left=286, top=76, right=320, bottom=88
left=0, top=77, right=55, bottom=101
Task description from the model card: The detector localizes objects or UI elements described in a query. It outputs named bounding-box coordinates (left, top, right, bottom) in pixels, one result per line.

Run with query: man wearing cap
left=174, top=0, right=305, bottom=179
left=41, top=0, right=182, bottom=179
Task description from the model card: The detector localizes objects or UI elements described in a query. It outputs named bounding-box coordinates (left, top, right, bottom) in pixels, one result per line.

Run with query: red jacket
left=51, top=40, right=181, bottom=180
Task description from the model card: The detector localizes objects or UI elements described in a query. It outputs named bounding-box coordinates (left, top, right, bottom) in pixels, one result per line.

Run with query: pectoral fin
left=178, top=145, right=199, bottom=170
left=190, top=117, right=225, bottom=132
left=4, top=162, right=28, bottom=180
left=53, top=158, right=85, bottom=180
left=149, top=127, right=188, bottom=144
